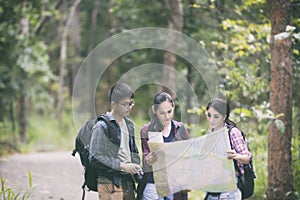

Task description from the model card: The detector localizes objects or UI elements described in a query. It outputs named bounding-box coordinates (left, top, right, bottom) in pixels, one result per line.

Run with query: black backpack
left=71, top=114, right=111, bottom=200
left=228, top=126, right=256, bottom=199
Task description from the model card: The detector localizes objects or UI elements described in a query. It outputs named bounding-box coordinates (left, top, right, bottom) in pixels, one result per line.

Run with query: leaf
left=233, top=108, right=253, bottom=117
left=293, top=32, right=300, bottom=40
left=28, top=171, right=32, bottom=188
left=274, top=32, right=291, bottom=41
left=285, top=25, right=296, bottom=32
left=274, top=119, right=285, bottom=133
left=190, top=3, right=200, bottom=8
left=267, top=120, right=272, bottom=127
left=275, top=113, right=284, bottom=118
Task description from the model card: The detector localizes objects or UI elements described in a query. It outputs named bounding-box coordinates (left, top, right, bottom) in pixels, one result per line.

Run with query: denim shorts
left=205, top=189, right=242, bottom=200
left=142, top=183, right=174, bottom=200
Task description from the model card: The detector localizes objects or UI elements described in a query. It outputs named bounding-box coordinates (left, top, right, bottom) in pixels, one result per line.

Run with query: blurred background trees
left=0, top=0, right=299, bottom=199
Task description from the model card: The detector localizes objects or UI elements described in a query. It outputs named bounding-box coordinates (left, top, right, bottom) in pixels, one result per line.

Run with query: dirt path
left=0, top=151, right=98, bottom=200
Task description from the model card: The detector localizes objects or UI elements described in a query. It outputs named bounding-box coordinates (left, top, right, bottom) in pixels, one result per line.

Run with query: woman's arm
left=227, top=149, right=250, bottom=164
left=229, top=127, right=251, bottom=164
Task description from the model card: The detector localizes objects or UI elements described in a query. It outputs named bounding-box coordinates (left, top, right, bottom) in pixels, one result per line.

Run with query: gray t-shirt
left=118, top=118, right=131, bottom=164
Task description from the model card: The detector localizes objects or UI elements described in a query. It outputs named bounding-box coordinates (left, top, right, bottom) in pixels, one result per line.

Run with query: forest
left=0, top=0, right=299, bottom=199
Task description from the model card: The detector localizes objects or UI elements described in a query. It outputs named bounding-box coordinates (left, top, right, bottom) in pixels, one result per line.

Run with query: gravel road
left=0, top=151, right=98, bottom=200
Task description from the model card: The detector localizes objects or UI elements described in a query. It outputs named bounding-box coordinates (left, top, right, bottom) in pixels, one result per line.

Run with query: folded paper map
left=148, top=127, right=237, bottom=197
left=148, top=131, right=163, bottom=143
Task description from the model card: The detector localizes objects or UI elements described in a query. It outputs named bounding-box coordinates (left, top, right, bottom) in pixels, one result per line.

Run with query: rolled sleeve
left=140, top=123, right=152, bottom=171
left=230, top=127, right=250, bottom=156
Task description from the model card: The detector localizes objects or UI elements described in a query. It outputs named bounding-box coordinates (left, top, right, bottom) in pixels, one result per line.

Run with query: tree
left=159, top=0, right=183, bottom=96
left=18, top=2, right=30, bottom=141
left=267, top=0, right=295, bottom=199
left=57, top=0, right=81, bottom=128
left=0, top=1, right=54, bottom=143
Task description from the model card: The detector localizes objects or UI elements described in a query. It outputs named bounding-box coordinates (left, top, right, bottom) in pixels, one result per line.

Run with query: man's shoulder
left=93, top=114, right=115, bottom=131
left=93, top=119, right=108, bottom=131
left=102, top=113, right=115, bottom=122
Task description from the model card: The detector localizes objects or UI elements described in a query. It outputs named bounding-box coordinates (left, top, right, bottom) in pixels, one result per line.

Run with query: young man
left=89, top=83, right=142, bottom=200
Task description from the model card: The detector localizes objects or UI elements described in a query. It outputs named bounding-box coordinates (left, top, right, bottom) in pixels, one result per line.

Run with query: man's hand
left=120, top=163, right=141, bottom=174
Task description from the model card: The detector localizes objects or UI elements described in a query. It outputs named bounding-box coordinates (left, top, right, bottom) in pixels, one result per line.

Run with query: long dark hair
left=148, top=92, right=174, bottom=131
left=206, top=98, right=237, bottom=127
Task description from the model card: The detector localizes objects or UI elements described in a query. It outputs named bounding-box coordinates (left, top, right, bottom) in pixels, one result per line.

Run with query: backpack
left=71, top=114, right=111, bottom=200
left=228, top=126, right=256, bottom=199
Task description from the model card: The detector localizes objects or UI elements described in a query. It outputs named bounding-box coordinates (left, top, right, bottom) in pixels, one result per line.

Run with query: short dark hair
left=108, top=83, right=134, bottom=103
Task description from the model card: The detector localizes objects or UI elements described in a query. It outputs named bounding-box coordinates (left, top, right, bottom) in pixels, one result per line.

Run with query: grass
left=22, top=113, right=77, bottom=153
left=0, top=172, right=34, bottom=200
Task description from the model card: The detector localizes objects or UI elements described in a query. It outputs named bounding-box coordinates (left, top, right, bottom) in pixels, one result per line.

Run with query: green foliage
left=0, top=172, right=34, bottom=200
left=187, top=106, right=209, bottom=137
left=23, top=109, right=76, bottom=153
left=111, top=0, right=169, bottom=30
left=0, top=107, right=76, bottom=155
left=0, top=122, right=20, bottom=155
left=201, top=0, right=271, bottom=107
left=292, top=107, right=300, bottom=194
left=0, top=0, right=55, bottom=124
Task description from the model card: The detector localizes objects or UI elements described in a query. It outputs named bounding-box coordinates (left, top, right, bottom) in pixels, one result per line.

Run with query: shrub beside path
left=0, top=151, right=98, bottom=200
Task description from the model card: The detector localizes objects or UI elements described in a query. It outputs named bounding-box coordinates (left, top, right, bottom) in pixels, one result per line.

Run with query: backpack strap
left=96, top=114, right=111, bottom=134
left=72, top=115, right=111, bottom=157
left=71, top=148, right=77, bottom=157
left=81, top=184, right=85, bottom=200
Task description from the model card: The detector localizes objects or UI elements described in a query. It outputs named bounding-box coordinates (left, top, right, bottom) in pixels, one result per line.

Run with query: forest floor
left=0, top=151, right=98, bottom=200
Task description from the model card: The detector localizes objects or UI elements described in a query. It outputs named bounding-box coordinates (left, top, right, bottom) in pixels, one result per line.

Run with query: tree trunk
left=86, top=0, right=100, bottom=118
left=10, top=101, right=16, bottom=132
left=104, top=0, right=117, bottom=112
left=69, top=7, right=81, bottom=98
left=57, top=0, right=81, bottom=128
left=267, top=0, right=294, bottom=199
left=159, top=0, right=183, bottom=96
left=18, top=3, right=29, bottom=142
left=18, top=88, right=27, bottom=142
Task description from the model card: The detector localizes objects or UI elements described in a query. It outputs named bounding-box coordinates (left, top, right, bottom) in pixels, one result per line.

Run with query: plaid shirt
left=140, top=120, right=190, bottom=174
left=228, top=125, right=251, bottom=175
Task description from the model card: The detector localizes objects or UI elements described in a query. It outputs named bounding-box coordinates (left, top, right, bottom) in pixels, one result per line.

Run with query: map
left=148, top=128, right=237, bottom=197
